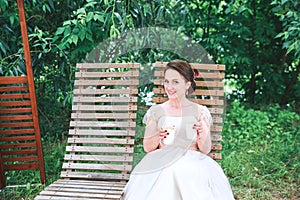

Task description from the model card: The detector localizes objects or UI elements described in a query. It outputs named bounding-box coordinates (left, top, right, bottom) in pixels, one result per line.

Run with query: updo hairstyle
left=164, top=59, right=196, bottom=95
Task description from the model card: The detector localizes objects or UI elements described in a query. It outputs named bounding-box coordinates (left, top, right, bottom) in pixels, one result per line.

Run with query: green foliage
left=1, top=0, right=299, bottom=109
left=222, top=102, right=300, bottom=199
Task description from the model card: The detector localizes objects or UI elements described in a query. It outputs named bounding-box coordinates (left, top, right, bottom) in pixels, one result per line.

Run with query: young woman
left=122, top=59, right=235, bottom=200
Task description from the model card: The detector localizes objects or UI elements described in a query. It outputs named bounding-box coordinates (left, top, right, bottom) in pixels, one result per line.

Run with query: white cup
left=163, top=125, right=176, bottom=145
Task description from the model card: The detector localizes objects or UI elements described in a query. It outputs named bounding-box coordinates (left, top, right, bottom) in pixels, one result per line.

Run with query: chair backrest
left=60, top=63, right=140, bottom=181
left=0, top=76, right=45, bottom=188
left=152, top=62, right=225, bottom=160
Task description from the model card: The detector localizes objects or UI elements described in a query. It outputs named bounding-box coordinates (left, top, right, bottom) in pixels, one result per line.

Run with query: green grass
left=1, top=103, right=299, bottom=199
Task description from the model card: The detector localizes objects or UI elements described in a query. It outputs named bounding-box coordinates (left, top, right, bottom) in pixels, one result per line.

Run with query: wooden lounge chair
left=35, top=63, right=140, bottom=199
left=152, top=62, right=225, bottom=160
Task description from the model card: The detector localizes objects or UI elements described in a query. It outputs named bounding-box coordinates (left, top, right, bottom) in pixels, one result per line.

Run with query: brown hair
left=164, top=59, right=196, bottom=95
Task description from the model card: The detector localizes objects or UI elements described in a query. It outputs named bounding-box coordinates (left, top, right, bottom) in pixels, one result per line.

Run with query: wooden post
left=16, top=0, right=46, bottom=184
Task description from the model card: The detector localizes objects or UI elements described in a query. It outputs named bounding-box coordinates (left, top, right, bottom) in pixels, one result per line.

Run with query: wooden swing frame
left=0, top=0, right=46, bottom=189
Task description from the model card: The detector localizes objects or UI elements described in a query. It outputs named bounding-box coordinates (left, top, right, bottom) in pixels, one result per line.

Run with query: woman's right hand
left=143, top=129, right=169, bottom=152
left=158, top=128, right=169, bottom=140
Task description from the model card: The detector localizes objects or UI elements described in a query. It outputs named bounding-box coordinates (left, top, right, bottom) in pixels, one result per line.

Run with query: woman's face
left=164, top=69, right=191, bottom=100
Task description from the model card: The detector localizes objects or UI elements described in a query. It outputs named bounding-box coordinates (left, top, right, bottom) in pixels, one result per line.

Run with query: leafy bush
left=222, top=102, right=300, bottom=199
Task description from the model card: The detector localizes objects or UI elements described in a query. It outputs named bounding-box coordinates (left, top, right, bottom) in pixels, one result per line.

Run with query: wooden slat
left=212, top=116, right=223, bottom=124
left=0, top=129, right=35, bottom=135
left=0, top=76, right=28, bottom=84
left=69, top=121, right=136, bottom=128
left=62, top=163, right=132, bottom=171
left=75, top=71, right=139, bottom=78
left=211, top=143, right=222, bottom=151
left=195, top=81, right=224, bottom=87
left=208, top=108, right=224, bottom=114
left=0, top=93, right=30, bottom=99
left=152, top=97, right=224, bottom=106
left=154, top=71, right=225, bottom=79
left=154, top=80, right=224, bottom=88
left=192, top=98, right=224, bottom=105
left=68, top=130, right=135, bottom=137
left=1, top=149, right=37, bottom=156
left=3, top=156, right=38, bottom=162
left=36, top=195, right=119, bottom=200
left=37, top=190, right=122, bottom=199
left=0, top=115, right=33, bottom=121
left=36, top=196, right=113, bottom=200
left=0, top=122, right=34, bottom=128
left=211, top=125, right=223, bottom=132
left=0, top=142, right=37, bottom=149
left=4, top=163, right=38, bottom=171
left=194, top=90, right=224, bottom=96
left=46, top=183, right=125, bottom=191
left=76, top=63, right=140, bottom=69
left=67, top=138, right=135, bottom=145
left=65, top=146, right=134, bottom=154
left=208, top=152, right=222, bottom=160
left=64, top=154, right=133, bottom=162
left=211, top=134, right=222, bottom=142
left=53, top=179, right=126, bottom=187
left=72, top=105, right=137, bottom=111
left=0, top=135, right=35, bottom=142
left=44, top=186, right=124, bottom=195
left=0, top=101, right=31, bottom=107
left=71, top=113, right=136, bottom=119
left=153, top=88, right=224, bottom=96
left=0, top=108, right=32, bottom=114
left=74, top=80, right=139, bottom=86
left=72, top=96, right=138, bottom=103
left=155, top=62, right=225, bottom=71
left=0, top=86, right=28, bottom=92
left=192, top=63, right=226, bottom=71
left=60, top=171, right=130, bottom=180
left=73, top=88, right=138, bottom=95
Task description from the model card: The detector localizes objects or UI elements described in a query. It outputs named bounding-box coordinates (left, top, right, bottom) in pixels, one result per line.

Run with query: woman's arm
left=196, top=119, right=212, bottom=154
left=143, top=132, right=160, bottom=153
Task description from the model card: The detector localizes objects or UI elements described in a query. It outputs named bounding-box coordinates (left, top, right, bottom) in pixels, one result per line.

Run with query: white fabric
left=123, top=150, right=234, bottom=200
left=122, top=104, right=235, bottom=200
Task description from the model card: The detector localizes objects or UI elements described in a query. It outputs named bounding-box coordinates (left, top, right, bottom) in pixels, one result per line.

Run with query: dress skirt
left=122, top=150, right=235, bottom=200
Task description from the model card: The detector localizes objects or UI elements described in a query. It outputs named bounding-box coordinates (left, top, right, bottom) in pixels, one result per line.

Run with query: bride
left=122, top=60, right=235, bottom=200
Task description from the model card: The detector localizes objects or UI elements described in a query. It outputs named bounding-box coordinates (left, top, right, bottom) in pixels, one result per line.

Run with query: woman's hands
left=143, top=129, right=169, bottom=153
left=193, top=119, right=210, bottom=138
left=193, top=119, right=212, bottom=154
left=158, top=128, right=169, bottom=141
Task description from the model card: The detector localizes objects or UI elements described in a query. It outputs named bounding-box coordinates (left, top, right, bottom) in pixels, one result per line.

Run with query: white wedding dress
left=122, top=104, right=235, bottom=200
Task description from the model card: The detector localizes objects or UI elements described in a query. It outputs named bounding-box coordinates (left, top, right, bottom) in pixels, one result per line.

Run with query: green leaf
left=87, top=12, right=94, bottom=22
left=94, top=13, right=105, bottom=22
left=71, top=35, right=79, bottom=45
left=76, top=8, right=85, bottom=15
left=9, top=15, right=14, bottom=25
left=55, top=27, right=65, bottom=35
left=78, top=29, right=86, bottom=41
left=114, top=12, right=124, bottom=26
left=63, top=20, right=72, bottom=26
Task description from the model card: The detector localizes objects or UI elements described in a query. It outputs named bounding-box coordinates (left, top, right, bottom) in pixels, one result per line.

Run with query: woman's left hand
left=193, top=119, right=210, bottom=138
